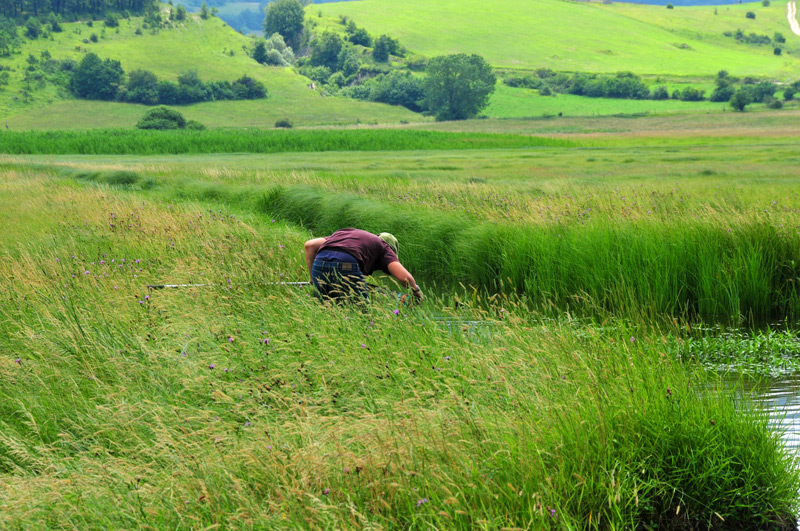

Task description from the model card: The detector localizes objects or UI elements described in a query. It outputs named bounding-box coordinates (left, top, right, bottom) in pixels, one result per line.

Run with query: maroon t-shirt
left=319, top=228, right=398, bottom=276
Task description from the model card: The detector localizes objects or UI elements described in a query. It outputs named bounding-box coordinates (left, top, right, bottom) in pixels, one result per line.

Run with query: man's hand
left=412, top=286, right=424, bottom=302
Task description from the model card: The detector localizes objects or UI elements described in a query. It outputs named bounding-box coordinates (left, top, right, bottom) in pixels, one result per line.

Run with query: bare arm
left=304, top=237, right=326, bottom=282
left=387, top=261, right=423, bottom=299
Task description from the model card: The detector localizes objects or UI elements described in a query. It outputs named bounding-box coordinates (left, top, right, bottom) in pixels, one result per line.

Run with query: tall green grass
left=0, top=129, right=570, bottom=155
left=18, top=156, right=795, bottom=324
left=1, top=172, right=798, bottom=528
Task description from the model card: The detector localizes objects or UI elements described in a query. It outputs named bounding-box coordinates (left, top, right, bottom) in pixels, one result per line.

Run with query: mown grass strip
left=0, top=129, right=572, bottom=155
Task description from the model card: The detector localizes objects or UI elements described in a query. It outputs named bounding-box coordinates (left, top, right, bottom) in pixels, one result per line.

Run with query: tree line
left=2, top=0, right=156, bottom=18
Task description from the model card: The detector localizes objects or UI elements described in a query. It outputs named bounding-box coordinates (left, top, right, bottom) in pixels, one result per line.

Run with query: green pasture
left=312, top=0, right=800, bottom=77
left=1, top=167, right=798, bottom=529
left=485, top=83, right=726, bottom=118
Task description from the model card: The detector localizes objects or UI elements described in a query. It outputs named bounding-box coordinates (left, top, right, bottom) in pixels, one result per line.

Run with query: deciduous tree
left=422, top=53, right=496, bottom=121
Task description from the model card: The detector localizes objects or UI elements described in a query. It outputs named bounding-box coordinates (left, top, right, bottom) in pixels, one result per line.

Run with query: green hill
left=0, top=8, right=420, bottom=129
left=312, top=0, right=800, bottom=77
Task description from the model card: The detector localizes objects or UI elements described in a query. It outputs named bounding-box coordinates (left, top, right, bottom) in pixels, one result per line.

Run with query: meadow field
left=2, top=110, right=800, bottom=528
left=312, top=0, right=800, bottom=76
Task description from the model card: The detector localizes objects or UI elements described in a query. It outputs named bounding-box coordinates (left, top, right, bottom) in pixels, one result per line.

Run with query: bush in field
left=175, top=4, right=187, bottom=21
left=264, top=0, right=304, bottom=49
left=136, top=106, right=187, bottom=129
left=730, top=89, right=753, bottom=111
left=746, top=11, right=756, bottom=19
left=743, top=81, right=776, bottom=103
left=709, top=85, right=735, bottom=102
left=784, top=87, right=795, bottom=101
left=651, top=85, right=669, bottom=100
left=105, top=13, right=119, bottom=28
left=423, top=53, right=496, bottom=121
left=766, top=97, right=783, bottom=109
left=774, top=47, right=782, bottom=56
left=70, top=52, right=124, bottom=100
left=675, top=86, right=705, bottom=101
left=186, top=119, right=206, bottom=130
left=774, top=32, right=786, bottom=44
left=274, top=118, right=293, bottom=128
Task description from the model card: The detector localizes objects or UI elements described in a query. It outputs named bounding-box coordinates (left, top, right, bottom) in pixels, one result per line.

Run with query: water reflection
left=737, top=373, right=800, bottom=453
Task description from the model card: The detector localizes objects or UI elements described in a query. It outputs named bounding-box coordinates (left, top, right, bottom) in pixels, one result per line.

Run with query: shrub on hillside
left=25, top=17, right=42, bottom=39
left=309, top=31, right=343, bottom=70
left=253, top=33, right=294, bottom=66
left=136, top=106, right=187, bottom=129
left=48, top=12, right=63, bottom=32
left=274, top=118, right=293, bottom=128
left=105, top=13, right=119, bottom=27
left=784, top=87, right=795, bottom=100
left=746, top=11, right=756, bottom=19
left=231, top=75, right=267, bottom=99
left=186, top=120, right=206, bottom=130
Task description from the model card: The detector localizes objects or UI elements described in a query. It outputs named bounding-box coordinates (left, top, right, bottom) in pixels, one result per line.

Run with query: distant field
left=0, top=11, right=420, bottom=127
left=313, top=0, right=800, bottom=77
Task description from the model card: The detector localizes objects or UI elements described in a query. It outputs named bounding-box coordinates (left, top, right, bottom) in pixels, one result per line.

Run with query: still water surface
left=744, top=374, right=800, bottom=453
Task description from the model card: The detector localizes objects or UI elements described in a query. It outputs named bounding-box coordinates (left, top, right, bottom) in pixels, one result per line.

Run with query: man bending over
left=304, top=228, right=423, bottom=303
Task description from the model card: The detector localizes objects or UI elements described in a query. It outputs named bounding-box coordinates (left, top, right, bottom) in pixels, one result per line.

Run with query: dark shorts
left=311, top=250, right=368, bottom=301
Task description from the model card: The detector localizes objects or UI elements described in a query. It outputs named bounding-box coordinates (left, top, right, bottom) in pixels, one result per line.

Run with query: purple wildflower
left=209, top=364, right=215, bottom=369
left=228, top=336, right=235, bottom=343
left=393, top=309, right=400, bottom=316
left=416, top=498, right=428, bottom=507
left=263, top=338, right=269, bottom=345
left=323, top=488, right=330, bottom=495
left=444, top=356, right=450, bottom=360
left=244, top=422, right=250, bottom=427
left=15, top=358, right=21, bottom=364
left=630, top=336, right=636, bottom=343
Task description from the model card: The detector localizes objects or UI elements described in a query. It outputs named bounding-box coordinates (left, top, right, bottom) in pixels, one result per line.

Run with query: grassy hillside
left=312, top=0, right=800, bottom=77
left=0, top=9, right=420, bottom=128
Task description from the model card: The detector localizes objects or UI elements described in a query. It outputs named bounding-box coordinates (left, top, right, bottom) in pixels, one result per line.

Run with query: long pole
left=147, top=282, right=311, bottom=290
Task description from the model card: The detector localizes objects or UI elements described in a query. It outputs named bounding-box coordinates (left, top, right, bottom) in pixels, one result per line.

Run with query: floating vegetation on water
left=675, top=329, right=800, bottom=377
